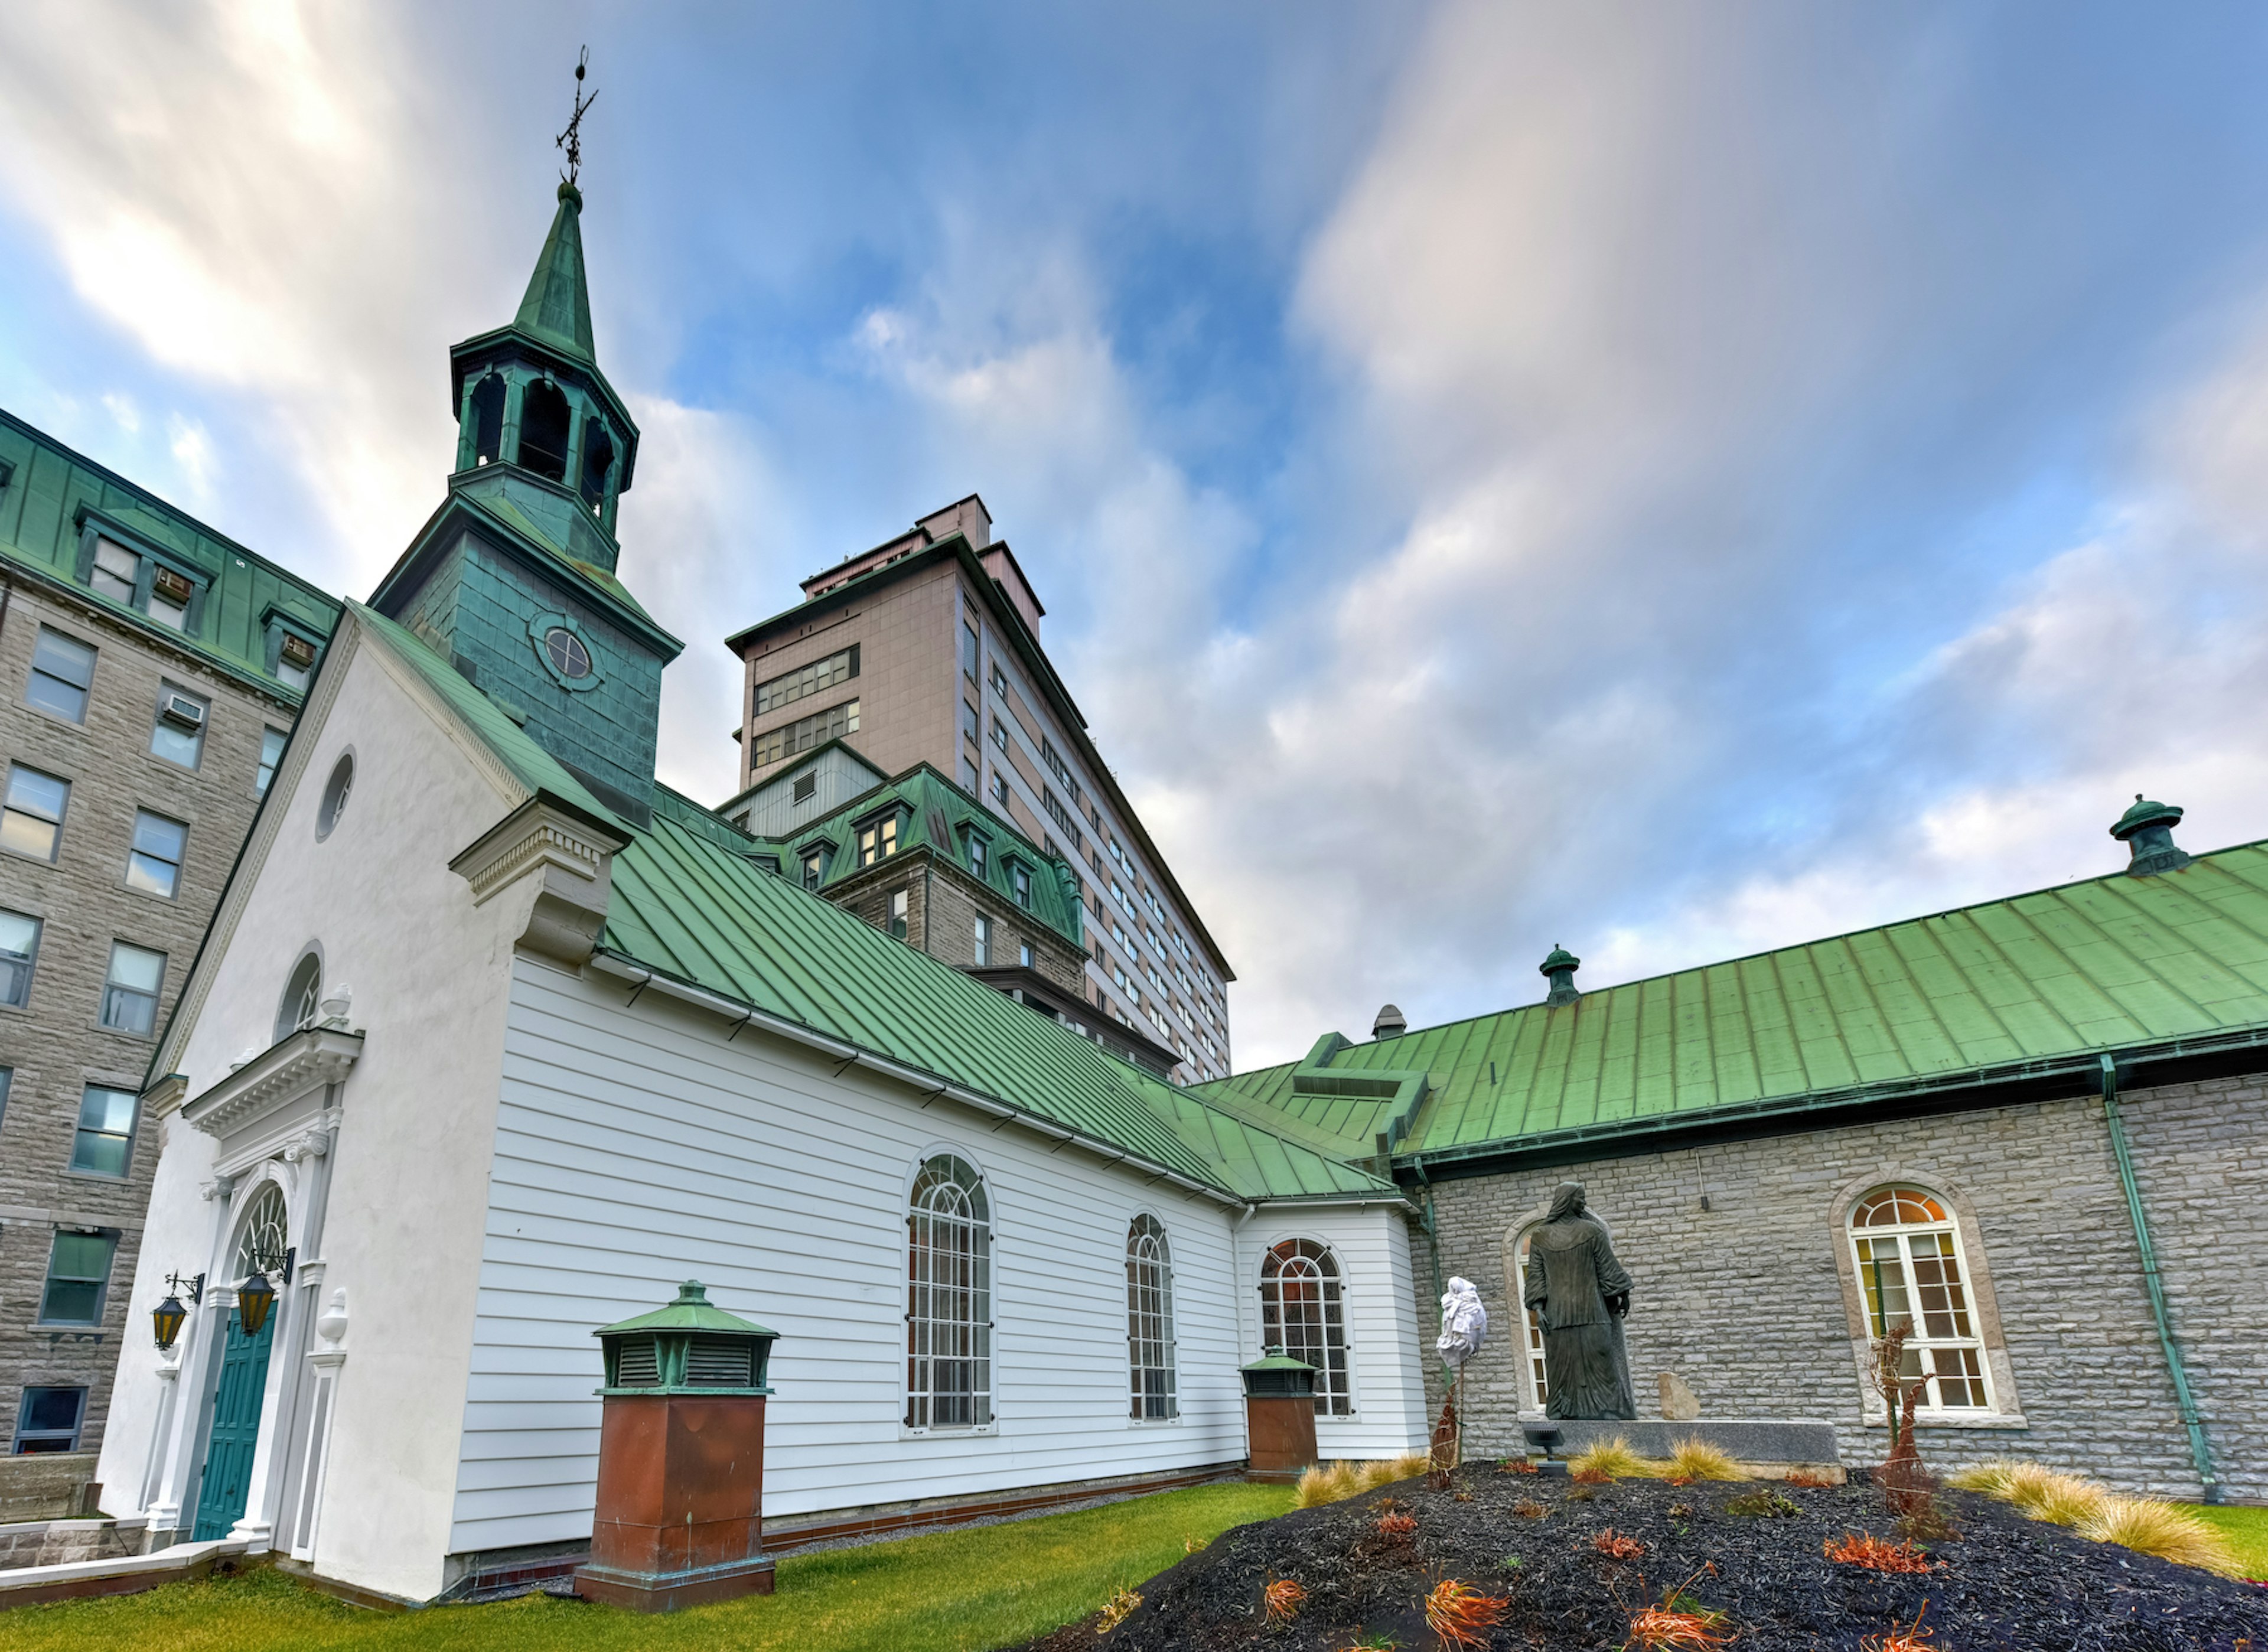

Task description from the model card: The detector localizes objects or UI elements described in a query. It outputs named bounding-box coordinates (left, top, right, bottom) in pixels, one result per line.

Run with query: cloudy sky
left=5, top=4, right=2268, bottom=1068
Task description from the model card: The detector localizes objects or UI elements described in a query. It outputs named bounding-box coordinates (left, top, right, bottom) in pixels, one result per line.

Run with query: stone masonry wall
left=1413, top=1077, right=2266, bottom=1501
left=0, top=576, right=299, bottom=1457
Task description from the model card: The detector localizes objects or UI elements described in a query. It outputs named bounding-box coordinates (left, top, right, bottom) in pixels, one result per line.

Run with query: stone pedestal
left=1244, top=1394, right=1321, bottom=1482
left=575, top=1393, right=774, bottom=1610
left=1538, top=1418, right=1845, bottom=1483
left=572, top=1280, right=780, bottom=1613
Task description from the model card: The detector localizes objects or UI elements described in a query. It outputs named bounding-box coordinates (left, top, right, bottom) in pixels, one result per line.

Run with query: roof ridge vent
left=1371, top=1003, right=1406, bottom=1040
left=2110, top=794, right=2192, bottom=877
left=1540, top=944, right=1581, bottom=1006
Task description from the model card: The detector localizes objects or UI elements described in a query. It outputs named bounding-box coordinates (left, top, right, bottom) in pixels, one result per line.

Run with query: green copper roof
left=750, top=762, right=1085, bottom=948
left=1203, top=840, right=2268, bottom=1162
left=594, top=1280, right=775, bottom=1341
left=355, top=608, right=1386, bottom=1204
left=0, top=409, right=339, bottom=695
left=515, top=182, right=597, bottom=361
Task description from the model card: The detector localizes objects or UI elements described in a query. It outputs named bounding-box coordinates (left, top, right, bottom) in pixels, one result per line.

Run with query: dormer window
left=80, top=523, right=206, bottom=635
left=266, top=617, right=323, bottom=692
left=966, top=830, right=989, bottom=878
left=857, top=814, right=900, bottom=868
left=1011, top=864, right=1032, bottom=909
left=800, top=846, right=830, bottom=891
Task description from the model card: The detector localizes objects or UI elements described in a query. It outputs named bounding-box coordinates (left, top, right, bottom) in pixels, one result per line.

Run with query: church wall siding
left=1413, top=1080, right=2266, bottom=1500
left=445, top=959, right=1259, bottom=1556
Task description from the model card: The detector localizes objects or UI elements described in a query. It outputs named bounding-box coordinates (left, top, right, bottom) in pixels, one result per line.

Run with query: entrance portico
left=135, top=1027, right=360, bottom=1555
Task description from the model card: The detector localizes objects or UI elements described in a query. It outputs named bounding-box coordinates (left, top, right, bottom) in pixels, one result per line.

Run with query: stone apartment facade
left=0, top=412, right=337, bottom=1466
left=724, top=498, right=1235, bottom=1084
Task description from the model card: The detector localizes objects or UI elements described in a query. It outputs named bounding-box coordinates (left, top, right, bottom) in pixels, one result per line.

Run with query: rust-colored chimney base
left=1244, top=1393, right=1321, bottom=1483
left=574, top=1393, right=775, bottom=1612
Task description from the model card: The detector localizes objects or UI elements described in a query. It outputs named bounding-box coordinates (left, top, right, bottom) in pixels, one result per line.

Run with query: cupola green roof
left=2112, top=795, right=2184, bottom=841
left=1540, top=945, right=1581, bottom=976
left=592, top=1280, right=775, bottom=1341
left=514, top=181, right=597, bottom=361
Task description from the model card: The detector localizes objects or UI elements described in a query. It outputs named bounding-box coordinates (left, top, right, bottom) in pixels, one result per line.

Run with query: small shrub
left=1452, top=1491, right=1474, bottom=1502
left=1567, top=1485, right=1597, bottom=1503
left=1377, top=1510, right=1418, bottom=1542
left=1785, top=1468, right=1836, bottom=1489
left=1725, top=1490, right=1801, bottom=1519
left=1295, top=1462, right=1363, bottom=1508
left=1513, top=1498, right=1547, bottom=1520
left=2079, top=1495, right=2243, bottom=1578
left=1568, top=1435, right=1653, bottom=1481
left=1097, top=1585, right=1142, bottom=1634
left=1265, top=1578, right=1307, bottom=1625
left=1665, top=1438, right=1745, bottom=1483
left=1591, top=1527, right=1645, bottom=1560
left=1570, top=1465, right=1612, bottom=1485
left=1495, top=1456, right=1537, bottom=1475
left=1824, top=1531, right=1940, bottom=1573
left=1859, top=1603, right=1937, bottom=1652
left=1423, top=1579, right=1511, bottom=1650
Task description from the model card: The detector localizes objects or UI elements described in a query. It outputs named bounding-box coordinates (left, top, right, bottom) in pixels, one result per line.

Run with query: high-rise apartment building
left=724, top=498, right=1234, bottom=1083
left=0, top=412, right=338, bottom=1468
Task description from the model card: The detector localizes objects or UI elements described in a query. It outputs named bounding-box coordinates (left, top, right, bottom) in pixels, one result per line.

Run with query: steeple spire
left=514, top=183, right=597, bottom=360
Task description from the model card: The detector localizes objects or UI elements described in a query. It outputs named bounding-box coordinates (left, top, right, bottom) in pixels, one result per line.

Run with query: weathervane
left=556, top=46, right=598, bottom=185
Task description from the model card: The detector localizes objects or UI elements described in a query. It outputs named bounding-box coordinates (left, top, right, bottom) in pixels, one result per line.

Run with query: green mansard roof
left=0, top=409, right=340, bottom=695
left=1199, top=838, right=2268, bottom=1170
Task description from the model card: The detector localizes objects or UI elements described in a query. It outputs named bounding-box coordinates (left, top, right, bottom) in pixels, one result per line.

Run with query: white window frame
left=1127, top=1214, right=1178, bottom=1422
left=904, top=1153, right=995, bottom=1434
left=1847, top=1185, right=1996, bottom=1415
left=1258, top=1237, right=1353, bottom=1418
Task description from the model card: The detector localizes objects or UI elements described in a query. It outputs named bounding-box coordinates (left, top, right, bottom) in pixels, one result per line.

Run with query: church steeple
left=372, top=83, right=682, bottom=822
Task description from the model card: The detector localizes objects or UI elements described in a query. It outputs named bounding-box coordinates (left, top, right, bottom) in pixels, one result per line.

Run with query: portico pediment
left=182, top=1027, right=363, bottom=1144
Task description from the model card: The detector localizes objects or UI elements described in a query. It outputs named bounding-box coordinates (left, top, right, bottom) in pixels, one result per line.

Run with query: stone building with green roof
left=0, top=410, right=338, bottom=1484
left=1203, top=797, right=2268, bottom=1504
left=89, top=177, right=1429, bottom=1606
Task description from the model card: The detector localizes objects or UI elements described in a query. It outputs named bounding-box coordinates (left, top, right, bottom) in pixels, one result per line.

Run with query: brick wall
left=1412, top=1077, right=2266, bottom=1500
left=0, top=578, right=298, bottom=1455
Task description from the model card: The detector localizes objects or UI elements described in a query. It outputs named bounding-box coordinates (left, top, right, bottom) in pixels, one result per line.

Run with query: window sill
left=1861, top=1413, right=2029, bottom=1431
left=1128, top=1416, right=1182, bottom=1428
left=27, top=1324, right=107, bottom=1336
left=898, top=1425, right=1000, bottom=1442
left=86, top=1021, right=157, bottom=1043
left=58, top=1168, right=133, bottom=1184
left=21, top=705, right=91, bottom=734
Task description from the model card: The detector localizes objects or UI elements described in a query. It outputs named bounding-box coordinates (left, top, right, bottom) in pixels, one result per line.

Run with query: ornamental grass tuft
left=1422, top=1579, right=1511, bottom=1650
left=2078, top=1496, right=2242, bottom=1578
left=1946, top=1457, right=2027, bottom=1498
left=1664, top=1438, right=1745, bottom=1483
left=1566, top=1435, right=1653, bottom=1481
left=1294, top=1461, right=1362, bottom=1508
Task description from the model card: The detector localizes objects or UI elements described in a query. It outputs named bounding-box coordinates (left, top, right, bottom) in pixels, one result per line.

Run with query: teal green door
left=192, top=1306, right=276, bottom=1541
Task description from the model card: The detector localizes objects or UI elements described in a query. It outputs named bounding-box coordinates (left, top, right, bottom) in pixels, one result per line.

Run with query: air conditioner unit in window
left=151, top=566, right=195, bottom=605
left=279, top=632, right=318, bottom=670
left=159, top=693, right=206, bottom=732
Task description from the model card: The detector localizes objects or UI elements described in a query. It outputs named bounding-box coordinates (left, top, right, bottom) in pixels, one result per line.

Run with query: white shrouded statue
left=1436, top=1275, right=1488, bottom=1371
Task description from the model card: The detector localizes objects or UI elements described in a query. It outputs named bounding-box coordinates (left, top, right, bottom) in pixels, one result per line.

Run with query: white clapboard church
left=92, top=180, right=1426, bottom=1604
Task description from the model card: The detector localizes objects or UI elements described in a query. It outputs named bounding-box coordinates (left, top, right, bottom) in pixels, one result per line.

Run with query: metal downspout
left=2100, top=1054, right=2218, bottom=1502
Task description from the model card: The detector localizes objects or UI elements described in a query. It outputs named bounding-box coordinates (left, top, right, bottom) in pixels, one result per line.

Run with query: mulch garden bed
left=1007, top=1469, right=2268, bottom=1652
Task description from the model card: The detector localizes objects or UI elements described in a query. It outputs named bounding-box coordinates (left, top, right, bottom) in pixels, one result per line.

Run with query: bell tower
left=369, top=58, right=681, bottom=820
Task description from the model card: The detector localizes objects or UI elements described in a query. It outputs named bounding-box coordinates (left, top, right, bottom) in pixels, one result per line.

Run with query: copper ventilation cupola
left=2110, top=795, right=2191, bottom=877
left=1540, top=945, right=1581, bottom=1006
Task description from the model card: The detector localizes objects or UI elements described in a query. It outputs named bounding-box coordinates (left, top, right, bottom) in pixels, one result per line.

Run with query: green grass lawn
left=1, top=1481, right=1293, bottom=1652
left=2181, top=1503, right=2268, bottom=1580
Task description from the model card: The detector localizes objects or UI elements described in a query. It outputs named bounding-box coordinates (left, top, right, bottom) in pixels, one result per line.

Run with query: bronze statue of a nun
left=1522, top=1181, right=1636, bottom=1420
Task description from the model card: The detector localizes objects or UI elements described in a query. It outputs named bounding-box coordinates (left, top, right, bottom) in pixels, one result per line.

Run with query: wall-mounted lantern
left=234, top=1245, right=295, bottom=1337
left=152, top=1270, right=203, bottom=1351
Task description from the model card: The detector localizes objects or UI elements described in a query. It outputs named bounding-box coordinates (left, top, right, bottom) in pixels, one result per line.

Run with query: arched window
left=275, top=953, right=321, bottom=1045
left=235, top=1181, right=288, bottom=1282
left=467, top=374, right=505, bottom=466
left=1259, top=1238, right=1350, bottom=1416
left=1849, top=1185, right=1992, bottom=1410
left=906, top=1155, right=992, bottom=1431
left=578, top=419, right=615, bottom=514
left=1127, top=1215, right=1177, bottom=1420
left=517, top=380, right=572, bottom=483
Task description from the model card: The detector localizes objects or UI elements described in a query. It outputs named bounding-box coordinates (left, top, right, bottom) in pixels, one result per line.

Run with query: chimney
left=1372, top=1003, right=1407, bottom=1040
left=1540, top=945, right=1581, bottom=1006
left=2110, top=794, right=2192, bottom=877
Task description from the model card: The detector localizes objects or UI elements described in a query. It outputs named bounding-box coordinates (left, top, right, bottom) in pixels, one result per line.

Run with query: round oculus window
left=317, top=752, right=353, bottom=840
left=544, top=627, right=592, bottom=680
